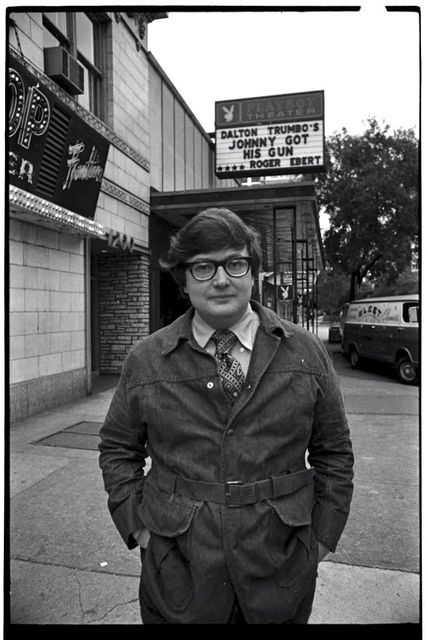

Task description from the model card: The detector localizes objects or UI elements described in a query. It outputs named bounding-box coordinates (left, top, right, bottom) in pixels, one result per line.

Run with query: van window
left=403, top=303, right=419, bottom=323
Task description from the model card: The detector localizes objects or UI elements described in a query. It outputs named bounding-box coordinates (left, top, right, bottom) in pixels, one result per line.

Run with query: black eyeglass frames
left=184, top=257, right=252, bottom=281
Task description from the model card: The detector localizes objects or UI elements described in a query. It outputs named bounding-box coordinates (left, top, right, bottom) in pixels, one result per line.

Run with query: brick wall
left=98, top=252, right=149, bottom=373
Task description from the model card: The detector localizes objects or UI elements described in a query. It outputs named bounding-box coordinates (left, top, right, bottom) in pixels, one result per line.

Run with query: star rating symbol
left=217, top=164, right=247, bottom=174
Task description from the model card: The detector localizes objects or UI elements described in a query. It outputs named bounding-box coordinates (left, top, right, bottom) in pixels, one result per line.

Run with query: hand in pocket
left=133, top=527, right=151, bottom=548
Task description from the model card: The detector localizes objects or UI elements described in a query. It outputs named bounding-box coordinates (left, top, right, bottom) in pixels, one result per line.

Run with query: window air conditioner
left=44, top=46, right=84, bottom=95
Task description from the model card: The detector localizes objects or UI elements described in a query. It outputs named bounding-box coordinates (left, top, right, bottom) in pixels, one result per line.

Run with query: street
left=308, top=325, right=420, bottom=624
left=9, top=327, right=420, bottom=624
left=317, top=324, right=419, bottom=573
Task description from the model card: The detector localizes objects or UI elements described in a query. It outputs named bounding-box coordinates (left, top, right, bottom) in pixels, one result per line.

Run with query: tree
left=316, top=119, right=419, bottom=301
left=316, top=266, right=349, bottom=319
left=370, top=267, right=419, bottom=297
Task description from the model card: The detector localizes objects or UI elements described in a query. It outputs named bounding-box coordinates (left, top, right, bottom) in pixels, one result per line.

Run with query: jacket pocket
left=138, top=479, right=201, bottom=612
left=138, top=478, right=201, bottom=538
left=267, top=476, right=315, bottom=529
left=267, top=479, right=317, bottom=587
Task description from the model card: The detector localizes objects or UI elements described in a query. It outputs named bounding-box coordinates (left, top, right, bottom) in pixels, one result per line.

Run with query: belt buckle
left=225, top=480, right=242, bottom=507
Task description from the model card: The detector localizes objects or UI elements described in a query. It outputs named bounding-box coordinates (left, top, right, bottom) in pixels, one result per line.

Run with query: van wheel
left=396, top=357, right=417, bottom=384
left=349, top=347, right=360, bottom=369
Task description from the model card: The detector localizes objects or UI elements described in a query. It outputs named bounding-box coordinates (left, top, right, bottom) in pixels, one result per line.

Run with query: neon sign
left=8, top=56, right=109, bottom=219
left=9, top=68, right=51, bottom=148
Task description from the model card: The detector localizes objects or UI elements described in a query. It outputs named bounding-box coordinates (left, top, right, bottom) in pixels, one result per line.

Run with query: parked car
left=328, top=325, right=342, bottom=343
left=341, top=294, right=419, bottom=384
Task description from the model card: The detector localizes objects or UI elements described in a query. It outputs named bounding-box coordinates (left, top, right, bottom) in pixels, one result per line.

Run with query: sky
left=147, top=4, right=420, bottom=138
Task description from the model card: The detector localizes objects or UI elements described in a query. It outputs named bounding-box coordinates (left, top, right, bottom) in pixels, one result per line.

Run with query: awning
left=150, top=181, right=325, bottom=269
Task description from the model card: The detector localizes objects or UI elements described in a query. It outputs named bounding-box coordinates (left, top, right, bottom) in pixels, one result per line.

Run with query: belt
left=151, top=467, right=314, bottom=507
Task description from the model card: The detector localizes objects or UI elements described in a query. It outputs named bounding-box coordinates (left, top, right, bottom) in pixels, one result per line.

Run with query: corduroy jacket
left=99, top=301, right=354, bottom=623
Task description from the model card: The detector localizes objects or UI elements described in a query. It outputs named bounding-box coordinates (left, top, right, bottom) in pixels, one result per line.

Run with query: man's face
left=184, top=246, right=254, bottom=329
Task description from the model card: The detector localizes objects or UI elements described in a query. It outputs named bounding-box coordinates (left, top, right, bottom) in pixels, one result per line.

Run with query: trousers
left=227, top=575, right=317, bottom=624
left=139, top=547, right=317, bottom=624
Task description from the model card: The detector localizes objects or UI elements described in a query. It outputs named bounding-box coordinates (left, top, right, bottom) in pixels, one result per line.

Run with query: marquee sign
left=8, top=56, right=110, bottom=219
left=215, top=90, right=324, bottom=178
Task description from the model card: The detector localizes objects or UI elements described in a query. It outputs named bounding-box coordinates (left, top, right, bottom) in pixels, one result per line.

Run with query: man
left=98, top=207, right=354, bottom=624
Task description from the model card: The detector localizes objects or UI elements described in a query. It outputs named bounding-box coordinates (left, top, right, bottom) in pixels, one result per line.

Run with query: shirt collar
left=159, top=300, right=294, bottom=356
left=192, top=303, right=257, bottom=350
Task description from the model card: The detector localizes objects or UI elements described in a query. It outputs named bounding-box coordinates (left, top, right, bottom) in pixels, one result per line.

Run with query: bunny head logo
left=222, top=104, right=235, bottom=122
left=220, top=102, right=238, bottom=124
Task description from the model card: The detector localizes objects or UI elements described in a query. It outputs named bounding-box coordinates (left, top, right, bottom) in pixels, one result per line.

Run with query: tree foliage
left=370, top=267, right=419, bottom=297
left=317, top=119, right=419, bottom=300
left=316, top=267, right=349, bottom=316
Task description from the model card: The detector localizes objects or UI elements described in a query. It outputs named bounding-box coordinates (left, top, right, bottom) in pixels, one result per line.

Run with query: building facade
left=8, top=10, right=324, bottom=423
left=8, top=10, right=237, bottom=422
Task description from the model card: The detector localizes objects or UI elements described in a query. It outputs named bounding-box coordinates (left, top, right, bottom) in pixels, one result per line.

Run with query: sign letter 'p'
left=9, top=67, right=51, bottom=149
left=8, top=68, right=25, bottom=137
left=18, top=85, right=51, bottom=149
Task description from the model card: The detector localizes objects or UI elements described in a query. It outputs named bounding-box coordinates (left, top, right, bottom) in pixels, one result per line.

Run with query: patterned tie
left=212, top=329, right=246, bottom=405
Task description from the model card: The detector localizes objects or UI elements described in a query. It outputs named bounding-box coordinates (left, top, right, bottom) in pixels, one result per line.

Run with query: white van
left=342, top=294, right=419, bottom=384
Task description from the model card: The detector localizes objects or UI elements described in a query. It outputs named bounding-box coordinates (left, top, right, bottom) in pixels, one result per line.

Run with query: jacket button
left=207, top=382, right=214, bottom=389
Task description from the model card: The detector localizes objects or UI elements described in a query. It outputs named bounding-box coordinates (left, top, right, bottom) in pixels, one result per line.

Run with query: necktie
left=212, top=329, right=246, bottom=405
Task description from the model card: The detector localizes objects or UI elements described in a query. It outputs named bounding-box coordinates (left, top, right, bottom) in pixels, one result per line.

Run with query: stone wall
left=98, top=252, right=150, bottom=373
left=9, top=219, right=87, bottom=421
left=10, top=369, right=87, bottom=422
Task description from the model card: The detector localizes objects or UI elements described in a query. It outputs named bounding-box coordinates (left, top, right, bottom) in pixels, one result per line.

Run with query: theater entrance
left=149, top=182, right=324, bottom=333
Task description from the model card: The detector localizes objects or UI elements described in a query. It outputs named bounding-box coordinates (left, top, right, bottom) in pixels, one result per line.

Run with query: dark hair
left=159, top=208, right=262, bottom=293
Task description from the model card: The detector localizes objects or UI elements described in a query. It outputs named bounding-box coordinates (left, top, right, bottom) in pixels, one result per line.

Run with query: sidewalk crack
left=74, top=573, right=85, bottom=624
left=86, top=597, right=139, bottom=623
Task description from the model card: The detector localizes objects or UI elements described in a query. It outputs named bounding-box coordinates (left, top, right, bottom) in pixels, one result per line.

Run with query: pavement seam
left=324, top=559, right=420, bottom=575
left=9, top=459, right=78, bottom=499
left=11, top=556, right=140, bottom=579
left=346, top=412, right=419, bottom=417
left=356, top=482, right=419, bottom=487
left=11, top=555, right=419, bottom=577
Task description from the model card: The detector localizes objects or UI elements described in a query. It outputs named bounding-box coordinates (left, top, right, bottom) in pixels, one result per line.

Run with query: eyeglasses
left=184, top=257, right=252, bottom=281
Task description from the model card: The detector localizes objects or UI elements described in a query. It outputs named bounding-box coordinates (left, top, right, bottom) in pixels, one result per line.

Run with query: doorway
left=150, top=182, right=324, bottom=334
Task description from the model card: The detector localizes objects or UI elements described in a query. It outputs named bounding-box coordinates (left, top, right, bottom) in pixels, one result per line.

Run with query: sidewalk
left=8, top=334, right=420, bottom=624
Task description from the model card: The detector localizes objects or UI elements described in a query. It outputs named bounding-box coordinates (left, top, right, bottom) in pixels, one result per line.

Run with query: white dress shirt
left=192, top=304, right=260, bottom=377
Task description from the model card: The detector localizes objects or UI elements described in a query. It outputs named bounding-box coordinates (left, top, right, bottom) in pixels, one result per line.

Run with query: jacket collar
left=160, top=300, right=294, bottom=356
left=252, top=300, right=295, bottom=339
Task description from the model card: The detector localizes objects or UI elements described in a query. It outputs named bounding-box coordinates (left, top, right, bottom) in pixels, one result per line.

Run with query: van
left=342, top=294, right=419, bottom=384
